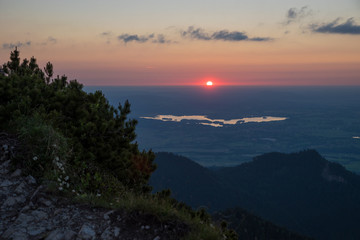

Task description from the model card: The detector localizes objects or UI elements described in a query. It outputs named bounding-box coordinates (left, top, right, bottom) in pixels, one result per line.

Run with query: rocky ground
left=0, top=132, right=189, bottom=240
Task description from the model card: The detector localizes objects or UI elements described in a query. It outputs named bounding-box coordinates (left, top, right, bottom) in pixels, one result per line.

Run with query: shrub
left=1, top=48, right=155, bottom=193
left=14, top=114, right=70, bottom=179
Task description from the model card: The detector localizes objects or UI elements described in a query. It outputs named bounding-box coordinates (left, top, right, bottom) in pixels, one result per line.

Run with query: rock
left=85, top=215, right=95, bottom=220
left=0, top=160, right=10, bottom=169
left=14, top=181, right=26, bottom=194
left=45, top=228, right=77, bottom=240
left=11, top=169, right=22, bottom=177
left=0, top=179, right=14, bottom=187
left=100, top=227, right=113, bottom=240
left=103, top=210, right=114, bottom=220
left=32, top=210, right=48, bottom=221
left=78, top=224, right=96, bottom=240
left=15, top=213, right=35, bottom=228
left=0, top=167, right=9, bottom=174
left=45, top=229, right=65, bottom=240
left=1, top=227, right=16, bottom=239
left=64, top=229, right=77, bottom=240
left=113, top=227, right=120, bottom=237
left=38, top=197, right=53, bottom=207
left=2, top=197, right=17, bottom=207
left=20, top=204, right=30, bottom=212
left=0, top=133, right=190, bottom=240
left=28, top=225, right=47, bottom=236
left=2, top=228, right=27, bottom=240
left=26, top=175, right=36, bottom=185
left=1, top=195, right=26, bottom=208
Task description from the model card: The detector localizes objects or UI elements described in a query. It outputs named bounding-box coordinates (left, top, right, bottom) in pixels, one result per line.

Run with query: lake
left=84, top=86, right=360, bottom=173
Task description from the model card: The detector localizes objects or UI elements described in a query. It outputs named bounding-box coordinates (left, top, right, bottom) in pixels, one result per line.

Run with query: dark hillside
left=213, top=208, right=314, bottom=240
left=216, top=150, right=360, bottom=239
left=150, top=152, right=238, bottom=210
left=150, top=150, right=360, bottom=240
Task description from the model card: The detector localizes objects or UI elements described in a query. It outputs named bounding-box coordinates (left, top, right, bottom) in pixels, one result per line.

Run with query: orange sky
left=1, top=0, right=360, bottom=86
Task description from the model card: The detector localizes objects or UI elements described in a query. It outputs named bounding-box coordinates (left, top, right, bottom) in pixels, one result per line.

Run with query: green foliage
left=74, top=189, right=238, bottom=240
left=14, top=114, right=70, bottom=179
left=1, top=49, right=156, bottom=194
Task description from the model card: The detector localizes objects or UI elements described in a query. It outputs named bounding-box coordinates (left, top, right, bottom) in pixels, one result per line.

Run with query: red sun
left=206, top=81, right=213, bottom=86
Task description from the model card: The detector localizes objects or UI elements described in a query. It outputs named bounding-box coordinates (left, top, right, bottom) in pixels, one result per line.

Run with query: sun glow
left=206, top=81, right=213, bottom=86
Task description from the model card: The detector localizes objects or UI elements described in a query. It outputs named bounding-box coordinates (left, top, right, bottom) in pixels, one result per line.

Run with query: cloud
left=3, top=37, right=58, bottom=49
left=100, top=31, right=112, bottom=37
left=39, top=36, right=58, bottom=46
left=181, top=26, right=272, bottom=42
left=311, top=18, right=360, bottom=34
left=118, top=33, right=172, bottom=44
left=153, top=34, right=172, bottom=44
left=285, top=6, right=312, bottom=25
left=118, top=34, right=151, bottom=43
left=250, top=37, right=273, bottom=41
left=181, top=26, right=211, bottom=40
left=99, top=32, right=113, bottom=44
left=212, top=30, right=248, bottom=41
left=116, top=27, right=272, bottom=45
left=2, top=41, right=31, bottom=49
left=47, top=36, right=57, bottom=44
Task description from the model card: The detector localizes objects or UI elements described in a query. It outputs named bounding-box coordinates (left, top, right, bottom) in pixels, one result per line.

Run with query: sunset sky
left=1, top=0, right=360, bottom=86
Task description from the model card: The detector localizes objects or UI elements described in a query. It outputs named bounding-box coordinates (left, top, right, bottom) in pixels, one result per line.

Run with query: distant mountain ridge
left=150, top=150, right=360, bottom=240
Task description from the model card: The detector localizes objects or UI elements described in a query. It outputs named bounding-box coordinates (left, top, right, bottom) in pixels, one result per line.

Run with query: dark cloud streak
left=118, top=34, right=150, bottom=43
left=311, top=18, right=360, bottom=34
left=118, top=33, right=172, bottom=44
left=181, top=26, right=272, bottom=42
left=250, top=37, right=273, bottom=41
left=2, top=41, right=31, bottom=49
left=212, top=30, right=248, bottom=41
left=100, top=32, right=112, bottom=37
left=181, top=26, right=211, bottom=40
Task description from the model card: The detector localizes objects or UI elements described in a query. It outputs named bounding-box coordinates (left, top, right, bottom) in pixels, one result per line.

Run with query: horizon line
left=84, top=84, right=360, bottom=87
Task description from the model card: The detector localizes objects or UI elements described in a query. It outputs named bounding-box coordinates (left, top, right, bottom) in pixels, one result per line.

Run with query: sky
left=0, top=0, right=360, bottom=86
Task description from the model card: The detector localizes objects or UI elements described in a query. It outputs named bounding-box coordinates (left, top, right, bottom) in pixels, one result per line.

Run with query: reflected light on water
left=141, top=115, right=287, bottom=127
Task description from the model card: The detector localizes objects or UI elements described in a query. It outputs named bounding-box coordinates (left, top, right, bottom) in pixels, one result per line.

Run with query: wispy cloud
left=181, top=27, right=211, bottom=40
left=100, top=31, right=112, bottom=37
left=284, top=6, right=312, bottom=25
left=212, top=30, right=248, bottom=41
left=47, top=36, right=57, bottom=44
left=114, top=27, right=272, bottom=45
left=155, top=34, right=172, bottom=44
left=181, top=26, right=273, bottom=42
left=2, top=37, right=58, bottom=49
left=311, top=18, right=360, bottom=35
left=250, top=37, right=273, bottom=41
left=2, top=41, right=31, bottom=49
left=118, top=34, right=152, bottom=43
left=118, top=33, right=172, bottom=44
left=99, top=31, right=113, bottom=44
left=41, top=36, right=57, bottom=45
